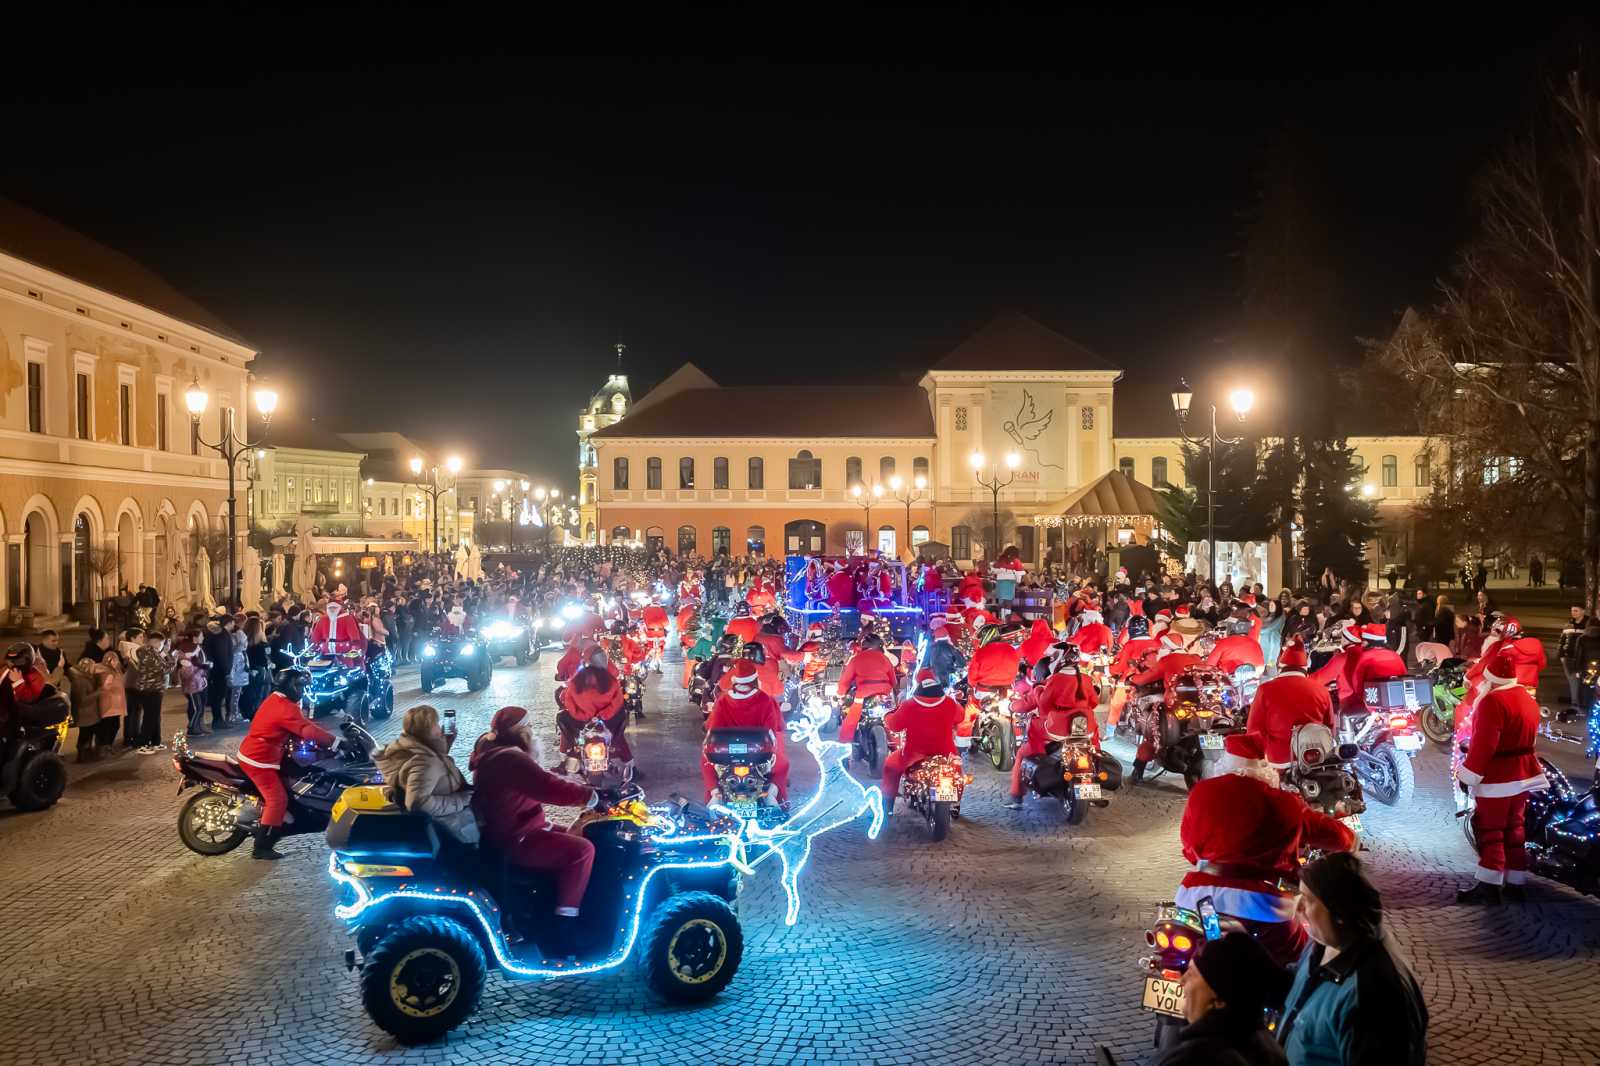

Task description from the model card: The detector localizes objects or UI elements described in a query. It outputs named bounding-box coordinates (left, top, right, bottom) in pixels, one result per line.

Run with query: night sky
left=2, top=10, right=1582, bottom=478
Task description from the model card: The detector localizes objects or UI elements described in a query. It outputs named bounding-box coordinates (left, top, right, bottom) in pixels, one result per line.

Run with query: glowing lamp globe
left=183, top=381, right=209, bottom=417
left=253, top=386, right=279, bottom=418
left=969, top=452, right=986, bottom=470
left=408, top=456, right=424, bottom=476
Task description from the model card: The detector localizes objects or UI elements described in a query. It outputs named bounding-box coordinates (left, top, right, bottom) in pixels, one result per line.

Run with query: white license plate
left=933, top=782, right=959, bottom=802
left=1076, top=783, right=1102, bottom=800
left=584, top=758, right=609, bottom=774
left=1142, top=976, right=1185, bottom=1017
left=1200, top=734, right=1225, bottom=750
left=1342, top=814, right=1363, bottom=835
left=1393, top=734, right=1423, bottom=752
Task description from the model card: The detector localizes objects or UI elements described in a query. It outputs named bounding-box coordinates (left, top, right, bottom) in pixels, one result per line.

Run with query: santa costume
left=310, top=599, right=365, bottom=661
left=1246, top=638, right=1337, bottom=770
left=702, top=660, right=789, bottom=803
left=881, top=669, right=965, bottom=809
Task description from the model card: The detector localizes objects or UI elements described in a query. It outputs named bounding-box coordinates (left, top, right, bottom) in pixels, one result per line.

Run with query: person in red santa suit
left=310, top=598, right=365, bottom=663
left=1454, top=647, right=1550, bottom=904
left=1176, top=732, right=1357, bottom=965
left=835, top=631, right=901, bottom=742
left=677, top=571, right=703, bottom=606
left=1005, top=651, right=1102, bottom=807
left=724, top=600, right=761, bottom=645
left=1246, top=637, right=1337, bottom=773
left=556, top=644, right=632, bottom=773
left=1125, top=630, right=1205, bottom=783
left=554, top=637, right=596, bottom=683
left=1018, top=618, right=1056, bottom=667
left=676, top=601, right=701, bottom=686
left=701, top=659, right=790, bottom=805
left=1311, top=621, right=1400, bottom=713
left=639, top=598, right=670, bottom=674
left=956, top=569, right=986, bottom=611
left=747, top=572, right=778, bottom=615
left=1205, top=625, right=1266, bottom=679
left=1067, top=609, right=1114, bottom=656
left=470, top=705, right=602, bottom=952
left=236, top=668, right=339, bottom=859
left=825, top=563, right=857, bottom=611
left=1106, top=615, right=1160, bottom=729
left=1455, top=616, right=1549, bottom=785
left=882, top=668, right=965, bottom=812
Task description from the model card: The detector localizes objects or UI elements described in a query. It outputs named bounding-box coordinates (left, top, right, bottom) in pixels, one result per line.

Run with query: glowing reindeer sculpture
left=715, top=699, right=885, bottom=925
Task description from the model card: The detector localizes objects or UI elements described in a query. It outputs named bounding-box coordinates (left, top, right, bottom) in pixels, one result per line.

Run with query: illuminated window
left=1381, top=455, right=1397, bottom=487
left=788, top=450, right=821, bottom=490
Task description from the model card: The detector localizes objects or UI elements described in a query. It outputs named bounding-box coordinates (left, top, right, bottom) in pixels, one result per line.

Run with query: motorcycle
left=1280, top=722, right=1366, bottom=846
left=563, top=717, right=631, bottom=789
left=1419, top=656, right=1468, bottom=745
left=1339, top=675, right=1429, bottom=807
left=622, top=664, right=647, bottom=723
left=1136, top=897, right=1249, bottom=1046
left=968, top=686, right=1022, bottom=772
left=1124, top=666, right=1241, bottom=789
left=835, top=693, right=892, bottom=775
left=897, top=746, right=969, bottom=842
left=174, top=717, right=379, bottom=855
left=704, top=726, right=785, bottom=827
left=1014, top=712, right=1119, bottom=824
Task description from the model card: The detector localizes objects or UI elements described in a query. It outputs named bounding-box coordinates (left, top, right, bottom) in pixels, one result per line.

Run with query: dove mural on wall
left=1001, top=388, right=1062, bottom=470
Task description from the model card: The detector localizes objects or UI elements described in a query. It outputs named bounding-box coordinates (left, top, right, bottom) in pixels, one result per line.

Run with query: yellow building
left=0, top=198, right=257, bottom=622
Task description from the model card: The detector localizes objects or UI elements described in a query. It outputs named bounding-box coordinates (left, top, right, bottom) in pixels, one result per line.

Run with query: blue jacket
left=1278, top=930, right=1427, bottom=1066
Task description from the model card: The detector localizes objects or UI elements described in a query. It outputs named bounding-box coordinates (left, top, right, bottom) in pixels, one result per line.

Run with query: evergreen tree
left=1298, top=438, right=1379, bottom=582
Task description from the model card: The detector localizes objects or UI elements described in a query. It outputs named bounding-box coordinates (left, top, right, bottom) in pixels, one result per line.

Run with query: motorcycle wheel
left=344, top=688, right=367, bottom=724
left=10, top=751, right=67, bottom=812
left=1063, top=791, right=1087, bottom=825
left=1420, top=704, right=1453, bottom=745
left=1361, top=743, right=1415, bottom=807
left=516, top=648, right=530, bottom=666
left=530, top=642, right=542, bottom=663
left=369, top=684, right=394, bottom=722
left=987, top=719, right=1016, bottom=772
left=419, top=668, right=437, bottom=694
left=1182, top=760, right=1204, bottom=791
left=866, top=724, right=888, bottom=776
left=931, top=799, right=953, bottom=841
left=177, top=791, right=249, bottom=855
left=640, top=891, right=744, bottom=1004
left=361, top=915, right=486, bottom=1045
left=468, top=662, right=492, bottom=693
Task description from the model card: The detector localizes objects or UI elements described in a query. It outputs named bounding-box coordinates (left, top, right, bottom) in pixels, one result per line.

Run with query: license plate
left=1200, top=734, right=1224, bottom=750
left=1393, top=734, right=1422, bottom=752
left=933, top=782, right=959, bottom=801
left=727, top=742, right=748, bottom=754
left=1142, top=976, right=1185, bottom=1017
left=584, top=758, right=608, bottom=774
left=1342, top=814, right=1363, bottom=835
left=1076, top=782, right=1102, bottom=800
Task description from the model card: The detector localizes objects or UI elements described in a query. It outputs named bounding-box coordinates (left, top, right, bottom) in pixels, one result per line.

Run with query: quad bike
left=0, top=687, right=72, bottom=811
left=327, top=783, right=745, bottom=1044
left=419, top=630, right=493, bottom=694
left=302, top=648, right=394, bottom=723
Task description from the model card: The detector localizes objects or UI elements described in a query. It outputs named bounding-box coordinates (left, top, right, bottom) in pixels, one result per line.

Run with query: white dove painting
left=1001, top=388, right=1063, bottom=470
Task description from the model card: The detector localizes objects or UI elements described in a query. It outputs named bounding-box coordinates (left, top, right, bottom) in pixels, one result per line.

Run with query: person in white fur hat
left=1175, top=731, right=1356, bottom=965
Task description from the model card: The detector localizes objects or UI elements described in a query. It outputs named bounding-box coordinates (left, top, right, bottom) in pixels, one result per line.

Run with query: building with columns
left=0, top=198, right=256, bottom=623
left=587, top=312, right=1431, bottom=582
left=577, top=362, right=631, bottom=545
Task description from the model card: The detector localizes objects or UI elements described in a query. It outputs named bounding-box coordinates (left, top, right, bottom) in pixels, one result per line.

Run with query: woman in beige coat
left=373, top=704, right=477, bottom=842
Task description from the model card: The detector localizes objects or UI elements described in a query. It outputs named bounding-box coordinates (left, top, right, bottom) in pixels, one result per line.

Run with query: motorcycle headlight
left=422, top=643, right=437, bottom=658
left=561, top=603, right=583, bottom=620
left=459, top=644, right=475, bottom=657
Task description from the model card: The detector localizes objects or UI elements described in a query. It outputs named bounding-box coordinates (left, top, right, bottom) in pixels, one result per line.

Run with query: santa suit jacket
left=827, top=571, right=858, bottom=608
left=1206, top=634, right=1265, bottom=676
left=641, top=604, right=669, bottom=637
left=471, top=743, right=593, bottom=846
left=1032, top=669, right=1101, bottom=746
left=1111, top=637, right=1160, bottom=680
left=1018, top=620, right=1055, bottom=664
left=884, top=693, right=963, bottom=764
left=238, top=693, right=337, bottom=771
left=1349, top=647, right=1408, bottom=709
left=1247, top=671, right=1336, bottom=768
left=1458, top=682, right=1548, bottom=798
left=725, top=615, right=760, bottom=645
left=560, top=668, right=624, bottom=722
left=1178, top=773, right=1355, bottom=921
left=967, top=642, right=1022, bottom=688
left=1128, top=652, right=1203, bottom=690
left=1500, top=635, right=1548, bottom=687
left=837, top=649, right=900, bottom=699
left=1067, top=622, right=1113, bottom=655
left=311, top=609, right=365, bottom=657
left=705, top=689, right=786, bottom=758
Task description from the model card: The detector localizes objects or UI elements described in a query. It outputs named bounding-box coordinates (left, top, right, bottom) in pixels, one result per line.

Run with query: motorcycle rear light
left=1155, top=930, right=1171, bottom=949
left=1388, top=715, right=1412, bottom=731
left=1097, top=771, right=1109, bottom=781
left=1074, top=755, right=1091, bottom=770
left=584, top=742, right=607, bottom=760
left=1161, top=968, right=1184, bottom=981
left=341, top=862, right=414, bottom=878
left=733, top=765, right=751, bottom=777
left=938, top=775, right=954, bottom=790
left=1172, top=933, right=1194, bottom=953
left=1304, top=749, right=1323, bottom=764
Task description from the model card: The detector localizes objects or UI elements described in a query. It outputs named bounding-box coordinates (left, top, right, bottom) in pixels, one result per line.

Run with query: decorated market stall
left=1033, top=469, right=1167, bottom=579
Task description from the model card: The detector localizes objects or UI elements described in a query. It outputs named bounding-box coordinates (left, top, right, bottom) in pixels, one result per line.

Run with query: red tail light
left=584, top=741, right=607, bottom=760
left=1388, top=714, right=1413, bottom=731
left=938, top=775, right=954, bottom=790
left=1304, top=749, right=1323, bottom=765
left=1075, top=754, right=1091, bottom=770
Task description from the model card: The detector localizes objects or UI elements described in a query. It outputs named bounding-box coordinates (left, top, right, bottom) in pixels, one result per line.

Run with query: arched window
left=713, top=457, right=729, bottom=490
left=1014, top=525, right=1036, bottom=563
left=679, top=457, right=695, bottom=489
left=789, top=449, right=821, bottom=490
left=1118, top=457, right=1135, bottom=478
left=913, top=456, right=929, bottom=484
left=1381, top=454, right=1398, bottom=487
left=746, top=525, right=766, bottom=555
left=879, top=456, right=896, bottom=483
left=845, top=456, right=863, bottom=487
left=747, top=457, right=764, bottom=490
left=613, top=457, right=629, bottom=490
left=951, top=525, right=972, bottom=560
left=646, top=456, right=662, bottom=490
left=877, top=524, right=897, bottom=556
left=911, top=524, right=930, bottom=549
left=644, top=526, right=664, bottom=553
left=1151, top=456, right=1169, bottom=488
left=610, top=525, right=630, bottom=543
left=711, top=526, right=731, bottom=555
left=677, top=524, right=697, bottom=555
left=1414, top=452, right=1430, bottom=487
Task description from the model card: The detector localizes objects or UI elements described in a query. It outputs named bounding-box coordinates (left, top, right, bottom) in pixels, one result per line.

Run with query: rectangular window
left=1381, top=455, right=1398, bottom=487
left=613, top=457, right=629, bottom=490
left=647, top=457, right=662, bottom=490
left=75, top=372, right=90, bottom=439
left=157, top=392, right=169, bottom=451
left=1118, top=457, right=1135, bottom=478
left=748, top=457, right=764, bottom=490
left=1415, top=455, right=1429, bottom=487
left=952, top=525, right=972, bottom=559
left=913, top=456, right=929, bottom=483
left=27, top=362, right=43, bottom=433
left=1152, top=456, right=1169, bottom=488
left=714, top=457, right=729, bottom=490
left=119, top=383, right=132, bottom=445
left=679, top=457, right=695, bottom=489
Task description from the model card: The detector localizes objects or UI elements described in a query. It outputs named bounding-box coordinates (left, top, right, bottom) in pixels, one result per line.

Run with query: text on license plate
left=933, top=784, right=959, bottom=801
left=1076, top=783, right=1102, bottom=800
left=585, top=759, right=608, bottom=773
left=1342, top=814, right=1363, bottom=835
left=1200, top=734, right=1225, bottom=749
left=1142, top=976, right=1185, bottom=1017
left=1393, top=734, right=1423, bottom=751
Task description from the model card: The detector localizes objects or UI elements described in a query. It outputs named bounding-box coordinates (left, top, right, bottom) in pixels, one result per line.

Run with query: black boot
left=545, top=914, right=582, bottom=959
left=1455, top=880, right=1501, bottom=905
left=1129, top=760, right=1147, bottom=785
left=251, top=825, right=285, bottom=861
left=1501, top=882, right=1527, bottom=902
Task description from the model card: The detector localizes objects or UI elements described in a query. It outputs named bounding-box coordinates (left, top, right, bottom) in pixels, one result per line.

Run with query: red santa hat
left=1339, top=620, right=1362, bottom=645
left=1240, top=593, right=1257, bottom=606
left=1223, top=732, right=1266, bottom=761
left=1361, top=623, right=1387, bottom=644
left=913, top=667, right=944, bottom=700
left=1216, top=731, right=1275, bottom=782
left=729, top=659, right=760, bottom=698
left=1278, top=637, right=1309, bottom=671
left=1483, top=647, right=1519, bottom=688
left=1159, top=630, right=1185, bottom=652
left=1155, top=609, right=1173, bottom=622
left=1175, top=604, right=1191, bottom=618
left=930, top=622, right=950, bottom=641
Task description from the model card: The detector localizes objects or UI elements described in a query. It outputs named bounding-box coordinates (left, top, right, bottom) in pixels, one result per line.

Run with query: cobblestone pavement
left=2, top=652, right=1598, bottom=1066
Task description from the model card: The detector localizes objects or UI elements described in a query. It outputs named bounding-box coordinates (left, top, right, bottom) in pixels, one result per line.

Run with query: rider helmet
left=5, top=641, right=35, bottom=670
left=740, top=641, right=767, bottom=665
left=271, top=667, right=311, bottom=702
left=1126, top=616, right=1150, bottom=639
left=760, top=613, right=788, bottom=635
left=1502, top=616, right=1522, bottom=639
left=717, top=632, right=740, bottom=654
left=735, top=599, right=752, bottom=616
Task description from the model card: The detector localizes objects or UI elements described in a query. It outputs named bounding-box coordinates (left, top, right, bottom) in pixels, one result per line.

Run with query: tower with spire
left=578, top=344, right=631, bottom=544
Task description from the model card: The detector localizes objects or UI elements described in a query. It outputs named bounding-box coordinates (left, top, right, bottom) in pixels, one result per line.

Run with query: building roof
left=1049, top=469, right=1165, bottom=520
left=0, top=196, right=249, bottom=346
left=627, top=362, right=719, bottom=417
left=589, top=384, right=935, bottom=440
left=929, top=311, right=1120, bottom=375
left=250, top=413, right=365, bottom=456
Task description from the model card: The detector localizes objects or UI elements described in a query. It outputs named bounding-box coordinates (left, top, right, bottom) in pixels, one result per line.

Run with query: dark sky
left=3, top=9, right=1582, bottom=478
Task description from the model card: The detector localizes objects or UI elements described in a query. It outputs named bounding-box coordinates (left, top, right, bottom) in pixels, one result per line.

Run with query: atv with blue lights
left=327, top=784, right=745, bottom=1044
left=418, top=629, right=492, bottom=694
left=479, top=618, right=535, bottom=666
left=303, top=650, right=395, bottom=723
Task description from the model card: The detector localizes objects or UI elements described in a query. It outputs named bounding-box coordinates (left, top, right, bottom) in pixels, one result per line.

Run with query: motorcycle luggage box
left=1364, top=676, right=1432, bottom=712
left=325, top=787, right=440, bottom=861
left=704, top=728, right=776, bottom=765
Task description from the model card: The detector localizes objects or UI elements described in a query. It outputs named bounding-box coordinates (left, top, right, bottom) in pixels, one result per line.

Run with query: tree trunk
left=1588, top=421, right=1600, bottom=616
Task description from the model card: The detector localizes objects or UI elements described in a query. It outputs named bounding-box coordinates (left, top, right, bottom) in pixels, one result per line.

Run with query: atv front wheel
left=468, top=661, right=493, bottom=693
left=419, top=668, right=437, bottom=694
left=641, top=891, right=743, bottom=1004
left=361, top=915, right=485, bottom=1045
left=10, top=751, right=67, bottom=812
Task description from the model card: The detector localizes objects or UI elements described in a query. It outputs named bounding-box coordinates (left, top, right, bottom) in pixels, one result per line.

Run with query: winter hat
left=1223, top=732, right=1267, bottom=762
left=1483, top=647, right=1519, bottom=688
left=1191, top=931, right=1288, bottom=1014
left=729, top=659, right=760, bottom=697
left=1278, top=637, right=1309, bottom=672
left=490, top=705, right=530, bottom=735
left=1300, top=852, right=1384, bottom=943
left=1159, top=630, right=1185, bottom=651
left=1175, top=604, right=1192, bottom=618
left=1361, top=623, right=1387, bottom=644
left=1339, top=620, right=1362, bottom=644
left=1216, top=731, right=1273, bottom=782
left=913, top=668, right=945, bottom=699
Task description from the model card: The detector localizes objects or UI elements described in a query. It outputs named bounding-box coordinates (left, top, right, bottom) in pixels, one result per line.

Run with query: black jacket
left=1155, top=1007, right=1288, bottom=1066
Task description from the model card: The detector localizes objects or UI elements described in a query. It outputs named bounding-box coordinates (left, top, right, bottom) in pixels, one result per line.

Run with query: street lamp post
left=184, top=377, right=278, bottom=609
left=850, top=482, right=884, bottom=554
left=888, top=473, right=927, bottom=558
left=533, top=486, right=563, bottom=553
left=409, top=454, right=462, bottom=556
left=1171, top=378, right=1253, bottom=583
left=970, top=451, right=1020, bottom=562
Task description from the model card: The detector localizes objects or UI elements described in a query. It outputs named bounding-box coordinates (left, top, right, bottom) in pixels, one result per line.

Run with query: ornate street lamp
left=1171, top=377, right=1253, bottom=582
left=409, top=453, right=462, bottom=555
left=888, top=473, right=927, bottom=558
left=185, top=377, right=278, bottom=608
left=971, top=450, right=1020, bottom=562
left=850, top=482, right=884, bottom=554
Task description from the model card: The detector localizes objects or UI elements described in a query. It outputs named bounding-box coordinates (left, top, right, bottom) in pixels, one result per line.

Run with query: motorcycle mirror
left=1337, top=743, right=1360, bottom=761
